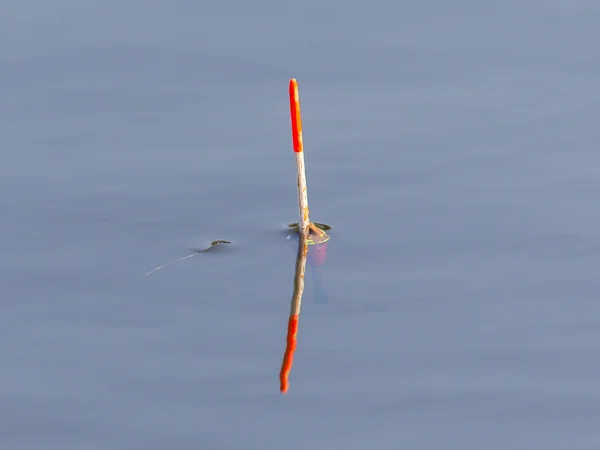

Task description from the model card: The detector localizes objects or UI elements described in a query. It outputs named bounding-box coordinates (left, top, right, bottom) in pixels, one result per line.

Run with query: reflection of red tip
left=279, top=314, right=299, bottom=393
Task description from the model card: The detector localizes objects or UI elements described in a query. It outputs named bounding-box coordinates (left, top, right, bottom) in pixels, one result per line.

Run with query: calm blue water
left=2, top=1, right=600, bottom=448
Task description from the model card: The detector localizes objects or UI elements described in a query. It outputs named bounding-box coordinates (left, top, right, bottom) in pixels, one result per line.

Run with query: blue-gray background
left=2, top=1, right=600, bottom=448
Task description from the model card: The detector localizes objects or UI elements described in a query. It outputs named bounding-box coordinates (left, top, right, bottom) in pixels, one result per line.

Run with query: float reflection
left=279, top=225, right=331, bottom=393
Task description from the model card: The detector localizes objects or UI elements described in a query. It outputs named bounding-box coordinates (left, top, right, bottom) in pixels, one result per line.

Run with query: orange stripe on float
left=289, top=78, right=303, bottom=153
left=279, top=314, right=299, bottom=393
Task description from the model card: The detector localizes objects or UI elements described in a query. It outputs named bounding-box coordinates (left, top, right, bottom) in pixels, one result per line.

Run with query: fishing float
left=280, top=78, right=330, bottom=393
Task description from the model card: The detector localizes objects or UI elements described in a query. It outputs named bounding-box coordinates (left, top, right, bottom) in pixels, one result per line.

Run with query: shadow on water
left=279, top=225, right=331, bottom=393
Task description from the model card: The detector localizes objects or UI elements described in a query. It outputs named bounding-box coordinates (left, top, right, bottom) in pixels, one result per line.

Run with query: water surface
left=2, top=1, right=600, bottom=448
